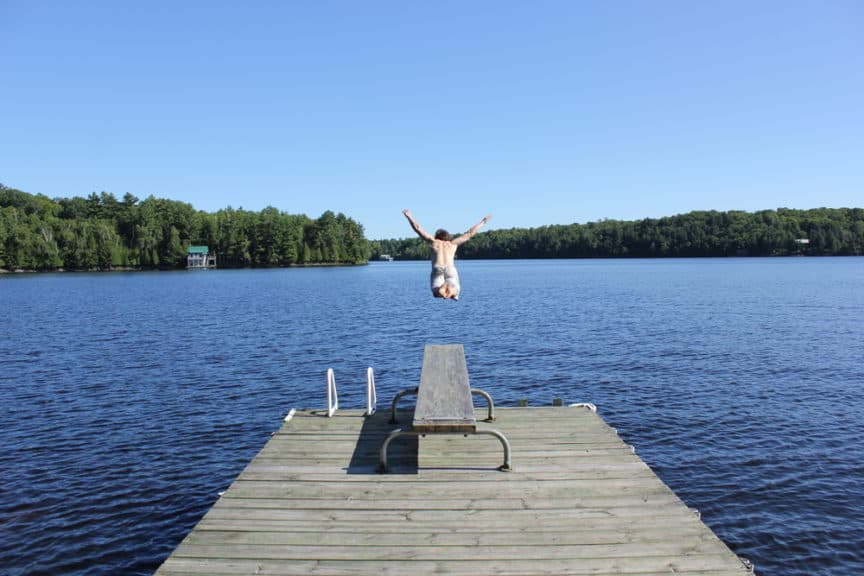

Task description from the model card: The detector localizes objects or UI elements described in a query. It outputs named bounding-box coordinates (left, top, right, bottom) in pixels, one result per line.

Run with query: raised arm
left=452, top=214, right=491, bottom=246
left=402, top=209, right=434, bottom=242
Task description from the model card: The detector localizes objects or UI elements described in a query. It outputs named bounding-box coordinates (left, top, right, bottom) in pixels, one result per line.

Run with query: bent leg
left=444, top=266, right=461, bottom=300
left=430, top=266, right=446, bottom=298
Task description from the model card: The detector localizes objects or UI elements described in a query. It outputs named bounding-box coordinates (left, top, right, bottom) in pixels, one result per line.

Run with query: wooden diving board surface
left=156, top=407, right=753, bottom=575
left=413, top=344, right=476, bottom=433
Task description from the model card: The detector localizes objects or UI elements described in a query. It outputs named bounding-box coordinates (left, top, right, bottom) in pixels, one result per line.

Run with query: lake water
left=1, top=258, right=862, bottom=576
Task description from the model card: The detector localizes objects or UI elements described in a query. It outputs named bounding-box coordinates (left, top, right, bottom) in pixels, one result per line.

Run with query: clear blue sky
left=2, top=1, right=861, bottom=240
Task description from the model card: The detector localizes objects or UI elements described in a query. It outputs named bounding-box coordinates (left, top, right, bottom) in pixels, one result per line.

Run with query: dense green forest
left=3, top=184, right=862, bottom=272
left=371, top=207, right=864, bottom=260
left=0, top=185, right=369, bottom=270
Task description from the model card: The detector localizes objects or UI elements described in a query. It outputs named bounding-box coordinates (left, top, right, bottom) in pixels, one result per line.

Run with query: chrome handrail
left=366, top=367, right=377, bottom=416
left=326, top=368, right=338, bottom=417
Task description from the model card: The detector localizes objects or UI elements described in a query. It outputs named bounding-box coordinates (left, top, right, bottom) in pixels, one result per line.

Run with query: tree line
left=371, top=208, right=864, bottom=260
left=4, top=183, right=861, bottom=271
left=0, top=185, right=370, bottom=271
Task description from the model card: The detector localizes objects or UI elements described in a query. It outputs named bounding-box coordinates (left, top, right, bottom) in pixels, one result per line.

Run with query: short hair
left=434, top=229, right=451, bottom=241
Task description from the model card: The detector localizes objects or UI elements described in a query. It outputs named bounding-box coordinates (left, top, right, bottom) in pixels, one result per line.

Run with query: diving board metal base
left=380, top=344, right=510, bottom=473
left=390, top=388, right=497, bottom=424
left=379, top=427, right=512, bottom=473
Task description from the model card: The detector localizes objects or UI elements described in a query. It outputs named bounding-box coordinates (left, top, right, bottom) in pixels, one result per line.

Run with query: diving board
left=379, top=344, right=511, bottom=472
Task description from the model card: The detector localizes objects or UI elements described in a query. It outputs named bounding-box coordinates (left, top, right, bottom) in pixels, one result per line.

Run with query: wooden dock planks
left=156, top=407, right=752, bottom=575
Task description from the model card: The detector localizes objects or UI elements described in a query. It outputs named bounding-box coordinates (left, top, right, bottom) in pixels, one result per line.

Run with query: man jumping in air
left=402, top=209, right=491, bottom=301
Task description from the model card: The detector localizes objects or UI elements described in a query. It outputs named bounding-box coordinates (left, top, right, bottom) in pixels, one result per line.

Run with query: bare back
left=428, top=239, right=459, bottom=267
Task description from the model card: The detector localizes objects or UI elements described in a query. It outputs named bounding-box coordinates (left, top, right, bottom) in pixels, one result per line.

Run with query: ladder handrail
left=366, top=367, right=377, bottom=416
left=326, top=367, right=377, bottom=417
left=326, top=368, right=338, bottom=417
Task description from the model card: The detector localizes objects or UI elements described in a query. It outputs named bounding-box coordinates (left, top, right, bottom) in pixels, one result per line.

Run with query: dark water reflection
left=1, top=258, right=862, bottom=575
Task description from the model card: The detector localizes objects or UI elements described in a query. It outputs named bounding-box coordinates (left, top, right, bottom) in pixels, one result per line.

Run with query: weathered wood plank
left=198, top=506, right=696, bottom=526
left=159, top=555, right=751, bottom=576
left=168, top=540, right=736, bottom=561
left=181, top=524, right=720, bottom=546
left=190, top=514, right=709, bottom=535
left=222, top=479, right=675, bottom=501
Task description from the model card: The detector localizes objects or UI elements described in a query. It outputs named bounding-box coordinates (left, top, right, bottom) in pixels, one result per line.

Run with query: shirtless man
left=402, top=209, right=491, bottom=300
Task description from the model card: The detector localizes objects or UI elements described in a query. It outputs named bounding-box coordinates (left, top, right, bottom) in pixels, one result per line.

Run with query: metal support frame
left=470, top=388, right=496, bottom=422
left=389, top=387, right=497, bottom=424
left=389, top=387, right=418, bottom=423
left=379, top=428, right=512, bottom=473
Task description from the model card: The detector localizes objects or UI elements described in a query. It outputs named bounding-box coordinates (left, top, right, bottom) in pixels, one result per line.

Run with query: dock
left=156, top=406, right=753, bottom=575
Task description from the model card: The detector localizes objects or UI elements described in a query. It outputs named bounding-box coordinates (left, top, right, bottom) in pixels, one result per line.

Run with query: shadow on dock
left=346, top=408, right=418, bottom=475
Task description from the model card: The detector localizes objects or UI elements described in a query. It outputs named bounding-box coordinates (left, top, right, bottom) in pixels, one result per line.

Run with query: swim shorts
left=430, top=265, right=460, bottom=295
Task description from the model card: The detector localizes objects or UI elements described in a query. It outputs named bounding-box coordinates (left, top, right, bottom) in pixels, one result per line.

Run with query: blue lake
left=1, top=258, right=862, bottom=575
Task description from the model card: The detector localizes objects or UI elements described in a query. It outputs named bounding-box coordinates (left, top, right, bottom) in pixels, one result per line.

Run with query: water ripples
left=1, top=259, right=862, bottom=575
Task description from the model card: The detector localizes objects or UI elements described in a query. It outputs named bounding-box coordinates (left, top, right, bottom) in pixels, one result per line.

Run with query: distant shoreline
left=0, top=262, right=368, bottom=274
left=5, top=254, right=863, bottom=275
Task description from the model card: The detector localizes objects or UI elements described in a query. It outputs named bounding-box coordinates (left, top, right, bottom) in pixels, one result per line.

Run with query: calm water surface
left=1, top=258, right=862, bottom=575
